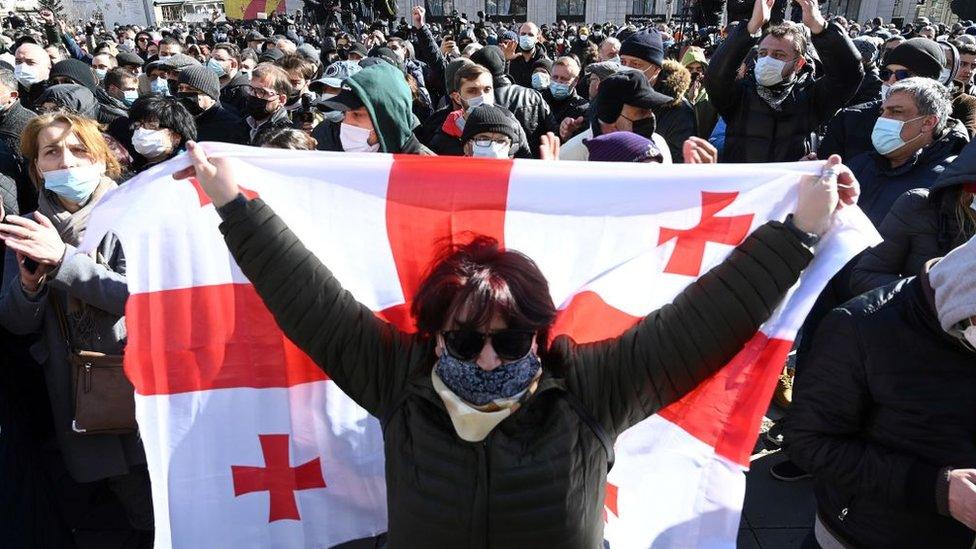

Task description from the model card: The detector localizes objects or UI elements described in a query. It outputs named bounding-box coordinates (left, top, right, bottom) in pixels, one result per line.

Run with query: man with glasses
left=820, top=38, right=970, bottom=161
left=460, top=104, right=523, bottom=159
left=242, top=63, right=293, bottom=144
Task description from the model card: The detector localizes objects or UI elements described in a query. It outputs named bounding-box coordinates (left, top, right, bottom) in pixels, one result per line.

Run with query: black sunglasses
left=880, top=68, right=914, bottom=82
left=442, top=329, right=535, bottom=362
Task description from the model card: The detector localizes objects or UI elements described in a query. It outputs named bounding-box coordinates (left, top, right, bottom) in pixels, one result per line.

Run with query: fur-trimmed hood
left=654, top=59, right=691, bottom=109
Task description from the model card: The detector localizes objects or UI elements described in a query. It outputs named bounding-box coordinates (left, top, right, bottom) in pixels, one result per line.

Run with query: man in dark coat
left=819, top=38, right=968, bottom=160
left=212, top=43, right=250, bottom=115
left=13, top=42, right=50, bottom=108
left=539, top=56, right=588, bottom=129
left=470, top=46, right=556, bottom=156
left=0, top=68, right=35, bottom=154
left=705, top=0, right=862, bottom=163
left=786, top=238, right=976, bottom=548
left=848, top=37, right=883, bottom=106
left=508, top=22, right=551, bottom=89
left=177, top=66, right=249, bottom=145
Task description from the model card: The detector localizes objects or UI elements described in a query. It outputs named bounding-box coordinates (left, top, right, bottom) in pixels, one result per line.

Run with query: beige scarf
left=432, top=368, right=541, bottom=442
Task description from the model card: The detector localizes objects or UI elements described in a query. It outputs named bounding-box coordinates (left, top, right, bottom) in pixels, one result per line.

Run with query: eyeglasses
left=245, top=86, right=278, bottom=99
left=472, top=137, right=510, bottom=147
left=442, top=329, right=535, bottom=362
left=880, top=68, right=914, bottom=82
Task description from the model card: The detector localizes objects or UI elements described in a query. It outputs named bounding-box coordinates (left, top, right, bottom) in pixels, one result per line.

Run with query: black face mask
left=177, top=92, right=205, bottom=116
left=631, top=116, right=657, bottom=139
left=167, top=79, right=179, bottom=95
left=244, top=94, right=272, bottom=120
left=285, top=92, right=301, bottom=107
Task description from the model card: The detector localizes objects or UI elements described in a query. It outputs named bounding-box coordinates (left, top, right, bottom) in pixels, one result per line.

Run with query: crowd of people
left=0, top=0, right=975, bottom=546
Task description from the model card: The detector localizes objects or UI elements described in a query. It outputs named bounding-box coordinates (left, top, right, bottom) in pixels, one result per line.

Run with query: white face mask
left=471, top=141, right=509, bottom=158
left=464, top=92, right=494, bottom=112
left=158, top=54, right=173, bottom=61
left=131, top=127, right=172, bottom=159
left=754, top=56, right=789, bottom=87
left=14, top=63, right=40, bottom=86
left=339, top=122, right=379, bottom=153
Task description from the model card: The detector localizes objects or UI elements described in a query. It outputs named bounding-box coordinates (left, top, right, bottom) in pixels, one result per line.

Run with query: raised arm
left=177, top=143, right=430, bottom=417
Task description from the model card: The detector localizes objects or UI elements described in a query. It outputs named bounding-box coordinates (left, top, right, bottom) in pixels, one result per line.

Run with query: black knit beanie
left=460, top=104, right=521, bottom=145
left=178, top=66, right=221, bottom=101
left=884, top=38, right=945, bottom=79
left=470, top=46, right=507, bottom=78
left=620, top=30, right=664, bottom=68
left=50, top=59, right=97, bottom=91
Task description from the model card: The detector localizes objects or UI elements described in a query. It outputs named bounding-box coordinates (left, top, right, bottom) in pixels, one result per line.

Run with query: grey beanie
left=178, top=65, right=220, bottom=101
left=929, top=236, right=976, bottom=331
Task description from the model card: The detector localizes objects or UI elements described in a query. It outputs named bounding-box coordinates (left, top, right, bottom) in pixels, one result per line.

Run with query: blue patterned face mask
left=435, top=351, right=541, bottom=406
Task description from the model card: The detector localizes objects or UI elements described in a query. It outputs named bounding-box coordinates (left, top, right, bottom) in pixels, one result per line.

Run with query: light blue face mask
left=206, top=58, right=226, bottom=78
left=324, top=110, right=344, bottom=123
left=518, top=35, right=537, bottom=51
left=549, top=81, right=572, bottom=100
left=531, top=71, right=550, bottom=90
left=122, top=89, right=138, bottom=106
left=871, top=115, right=925, bottom=156
left=42, top=164, right=103, bottom=203
left=150, top=77, right=169, bottom=96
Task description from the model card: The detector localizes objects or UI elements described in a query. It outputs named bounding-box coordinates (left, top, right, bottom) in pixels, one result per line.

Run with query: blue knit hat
left=620, top=30, right=665, bottom=67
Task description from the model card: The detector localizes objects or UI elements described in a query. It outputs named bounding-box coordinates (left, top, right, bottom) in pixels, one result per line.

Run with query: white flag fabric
left=80, top=143, right=880, bottom=548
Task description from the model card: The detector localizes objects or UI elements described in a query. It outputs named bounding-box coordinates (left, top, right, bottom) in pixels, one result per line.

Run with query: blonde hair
left=21, top=113, right=121, bottom=188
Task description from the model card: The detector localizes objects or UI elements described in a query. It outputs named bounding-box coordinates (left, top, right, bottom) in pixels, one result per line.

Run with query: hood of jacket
left=35, top=83, right=99, bottom=119
left=654, top=59, right=691, bottom=109
left=344, top=63, right=414, bottom=153
left=94, top=87, right=128, bottom=117
left=932, top=136, right=976, bottom=192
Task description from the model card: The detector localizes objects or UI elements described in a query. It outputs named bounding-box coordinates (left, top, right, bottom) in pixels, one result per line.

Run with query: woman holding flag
left=175, top=141, right=857, bottom=547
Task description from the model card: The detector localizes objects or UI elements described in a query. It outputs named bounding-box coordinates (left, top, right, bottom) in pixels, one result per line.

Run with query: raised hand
left=539, top=132, right=561, bottom=161
left=747, top=0, right=775, bottom=35
left=0, top=212, right=67, bottom=267
left=559, top=116, right=585, bottom=142
left=792, top=154, right=858, bottom=236
left=500, top=39, right=518, bottom=60
left=949, top=469, right=976, bottom=531
left=683, top=137, right=718, bottom=164
left=794, top=0, right=826, bottom=34
left=412, top=6, right=425, bottom=29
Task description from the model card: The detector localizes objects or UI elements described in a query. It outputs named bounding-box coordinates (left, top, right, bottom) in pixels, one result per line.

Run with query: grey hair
left=0, top=69, right=16, bottom=94
left=889, top=77, right=952, bottom=134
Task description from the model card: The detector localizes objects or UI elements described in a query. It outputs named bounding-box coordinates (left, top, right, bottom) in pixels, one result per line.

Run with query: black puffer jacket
left=220, top=71, right=251, bottom=115
left=94, top=88, right=127, bottom=125
left=850, top=139, right=976, bottom=294
left=705, top=21, right=863, bottom=163
left=196, top=103, right=249, bottom=145
left=787, top=274, right=976, bottom=548
left=0, top=101, right=36, bottom=154
left=218, top=197, right=812, bottom=548
left=494, top=75, right=556, bottom=156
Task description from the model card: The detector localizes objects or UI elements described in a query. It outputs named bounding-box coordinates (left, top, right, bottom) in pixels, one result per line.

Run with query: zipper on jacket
left=84, top=363, right=92, bottom=393
left=482, top=440, right=490, bottom=548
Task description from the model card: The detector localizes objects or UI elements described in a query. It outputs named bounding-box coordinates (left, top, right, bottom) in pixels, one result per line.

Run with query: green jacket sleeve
left=557, top=221, right=813, bottom=438
left=218, top=198, right=431, bottom=418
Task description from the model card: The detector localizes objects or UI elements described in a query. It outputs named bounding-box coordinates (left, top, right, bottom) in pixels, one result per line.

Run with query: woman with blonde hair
left=0, top=113, right=152, bottom=544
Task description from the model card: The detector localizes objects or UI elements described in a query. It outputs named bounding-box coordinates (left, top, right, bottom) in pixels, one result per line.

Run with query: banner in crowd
left=224, top=0, right=292, bottom=20
left=81, top=144, right=880, bottom=548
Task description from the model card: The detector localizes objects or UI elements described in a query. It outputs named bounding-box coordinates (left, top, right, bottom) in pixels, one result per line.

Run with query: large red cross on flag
left=81, top=145, right=879, bottom=548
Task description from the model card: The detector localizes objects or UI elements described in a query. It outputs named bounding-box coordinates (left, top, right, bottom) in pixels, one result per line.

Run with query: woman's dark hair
left=412, top=236, right=557, bottom=350
left=254, top=127, right=317, bottom=150
left=129, top=94, right=197, bottom=146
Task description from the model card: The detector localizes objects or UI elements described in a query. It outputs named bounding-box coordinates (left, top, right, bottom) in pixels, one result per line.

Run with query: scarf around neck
left=36, top=176, right=117, bottom=249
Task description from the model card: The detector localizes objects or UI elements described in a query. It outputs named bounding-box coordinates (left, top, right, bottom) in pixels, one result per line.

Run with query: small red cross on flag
left=231, top=434, right=327, bottom=522
left=658, top=191, right=754, bottom=277
left=603, top=482, right=619, bottom=522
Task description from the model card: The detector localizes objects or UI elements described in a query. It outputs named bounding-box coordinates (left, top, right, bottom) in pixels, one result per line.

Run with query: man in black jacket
left=540, top=56, right=588, bottom=130
left=211, top=43, right=250, bottom=115
left=0, top=68, right=35, bottom=154
left=177, top=66, right=248, bottom=145
left=786, top=239, right=976, bottom=548
left=470, top=46, right=556, bottom=156
left=508, top=22, right=550, bottom=89
left=705, top=0, right=862, bottom=163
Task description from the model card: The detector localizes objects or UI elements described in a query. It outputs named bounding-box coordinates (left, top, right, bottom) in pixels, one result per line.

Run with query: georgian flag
left=80, top=143, right=879, bottom=548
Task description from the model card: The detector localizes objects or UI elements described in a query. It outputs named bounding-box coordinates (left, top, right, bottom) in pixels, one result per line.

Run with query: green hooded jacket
left=344, top=63, right=415, bottom=153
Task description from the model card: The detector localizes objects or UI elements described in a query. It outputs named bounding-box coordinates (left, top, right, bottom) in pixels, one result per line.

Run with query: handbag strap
left=48, top=292, right=75, bottom=353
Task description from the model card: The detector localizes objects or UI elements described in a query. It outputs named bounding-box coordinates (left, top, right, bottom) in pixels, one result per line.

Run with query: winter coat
left=0, top=101, right=36, bottom=154
left=705, top=21, right=863, bottom=163
left=196, top=103, right=249, bottom=145
left=94, top=88, right=128, bottom=125
left=494, top=75, right=557, bottom=156
left=847, top=126, right=962, bottom=228
left=220, top=71, right=251, bottom=116
left=540, top=88, right=588, bottom=128
left=0, top=199, right=145, bottom=483
left=848, top=66, right=882, bottom=107
left=819, top=99, right=971, bottom=161
left=508, top=48, right=551, bottom=89
left=951, top=89, right=976, bottom=138
left=411, top=25, right=449, bottom=99
left=786, top=274, right=976, bottom=548
left=217, top=196, right=812, bottom=548
left=850, top=139, right=976, bottom=294
left=428, top=111, right=464, bottom=156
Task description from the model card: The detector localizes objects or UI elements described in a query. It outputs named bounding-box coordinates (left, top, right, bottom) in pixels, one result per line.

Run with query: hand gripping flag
left=80, top=143, right=880, bottom=548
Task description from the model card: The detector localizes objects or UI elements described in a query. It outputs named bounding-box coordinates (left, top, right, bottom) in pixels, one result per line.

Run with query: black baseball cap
left=595, top=69, right=673, bottom=123
left=317, top=87, right=364, bottom=111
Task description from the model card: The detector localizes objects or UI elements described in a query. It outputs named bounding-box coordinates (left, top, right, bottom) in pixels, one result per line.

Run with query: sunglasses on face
left=442, top=328, right=535, bottom=362
left=880, top=68, right=914, bottom=82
